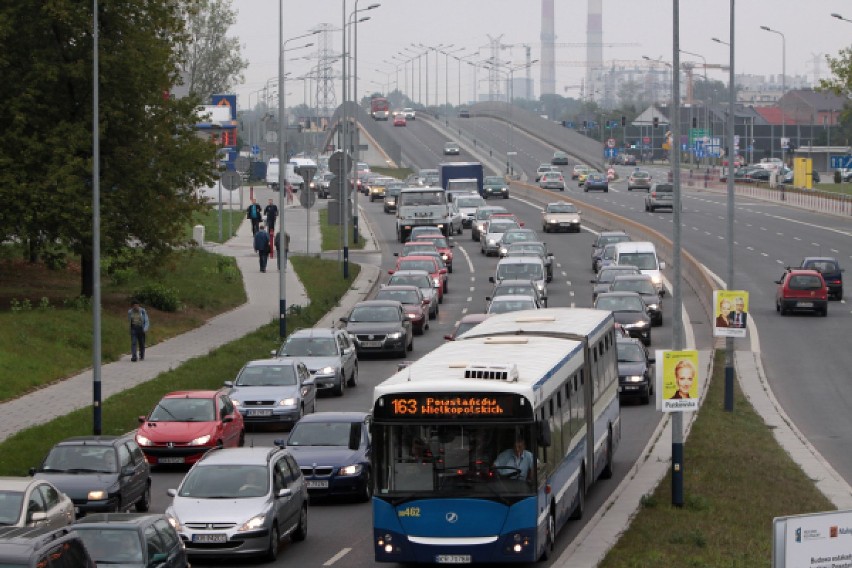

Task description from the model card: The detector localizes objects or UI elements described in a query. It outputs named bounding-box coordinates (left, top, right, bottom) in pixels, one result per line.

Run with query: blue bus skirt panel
left=374, top=496, right=540, bottom=563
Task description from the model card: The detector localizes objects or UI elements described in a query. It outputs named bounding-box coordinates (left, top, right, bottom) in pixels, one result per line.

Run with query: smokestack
left=540, top=0, right=555, bottom=96
left=586, top=0, right=603, bottom=101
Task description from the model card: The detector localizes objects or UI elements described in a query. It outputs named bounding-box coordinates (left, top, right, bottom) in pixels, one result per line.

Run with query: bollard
left=269, top=229, right=275, bottom=258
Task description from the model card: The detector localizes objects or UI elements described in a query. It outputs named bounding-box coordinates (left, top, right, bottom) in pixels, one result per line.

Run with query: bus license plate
left=436, top=555, right=471, bottom=564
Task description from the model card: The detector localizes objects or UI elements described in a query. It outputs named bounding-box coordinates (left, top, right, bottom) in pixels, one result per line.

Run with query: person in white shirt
left=493, top=436, right=534, bottom=480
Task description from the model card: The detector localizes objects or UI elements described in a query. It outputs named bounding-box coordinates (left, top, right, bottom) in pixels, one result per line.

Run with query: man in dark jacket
left=264, top=198, right=279, bottom=233
left=246, top=198, right=262, bottom=235
left=254, top=224, right=271, bottom=272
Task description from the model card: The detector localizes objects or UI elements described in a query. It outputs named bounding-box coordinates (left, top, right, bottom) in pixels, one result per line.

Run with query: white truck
left=396, top=187, right=451, bottom=242
left=266, top=158, right=304, bottom=191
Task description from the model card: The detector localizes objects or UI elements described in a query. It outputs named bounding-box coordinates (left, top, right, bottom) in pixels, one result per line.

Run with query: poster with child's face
left=713, top=290, right=749, bottom=338
left=657, top=350, right=700, bottom=412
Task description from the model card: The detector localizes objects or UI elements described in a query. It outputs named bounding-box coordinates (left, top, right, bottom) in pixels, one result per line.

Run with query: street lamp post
left=439, top=47, right=465, bottom=116
left=278, top=20, right=318, bottom=339
left=680, top=49, right=710, bottom=166
left=831, top=12, right=852, bottom=24
left=760, top=25, right=786, bottom=164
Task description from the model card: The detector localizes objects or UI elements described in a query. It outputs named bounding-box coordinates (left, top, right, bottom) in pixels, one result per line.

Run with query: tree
left=819, top=47, right=852, bottom=143
left=180, top=0, right=248, bottom=101
left=0, top=0, right=218, bottom=297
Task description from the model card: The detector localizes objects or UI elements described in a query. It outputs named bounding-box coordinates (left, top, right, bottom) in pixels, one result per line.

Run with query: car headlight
left=407, top=313, right=417, bottom=319
left=237, top=514, right=267, bottom=532
left=624, top=320, right=649, bottom=329
left=87, top=490, right=107, bottom=501
left=651, top=274, right=662, bottom=285
left=280, top=398, right=297, bottom=407
left=167, top=514, right=182, bottom=532
left=317, top=366, right=336, bottom=376
left=647, top=303, right=659, bottom=311
left=548, top=218, right=558, bottom=223
left=189, top=434, right=211, bottom=446
left=441, top=254, right=448, bottom=260
left=387, top=331, right=402, bottom=340
left=231, top=399, right=241, bottom=407
left=499, top=247, right=507, bottom=255
left=338, top=464, right=363, bottom=477
left=625, top=375, right=645, bottom=383
left=433, top=278, right=441, bottom=287
left=535, top=282, right=544, bottom=292
left=136, top=434, right=152, bottom=446
left=488, top=238, right=497, bottom=245
left=476, top=223, right=486, bottom=231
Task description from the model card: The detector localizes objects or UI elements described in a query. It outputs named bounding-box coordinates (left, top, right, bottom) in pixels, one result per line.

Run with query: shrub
left=133, top=284, right=181, bottom=312
left=41, top=247, right=67, bottom=270
left=834, top=170, right=842, bottom=184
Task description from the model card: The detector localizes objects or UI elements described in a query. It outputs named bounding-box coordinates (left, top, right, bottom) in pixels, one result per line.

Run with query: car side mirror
left=29, top=511, right=47, bottom=523
left=444, top=335, right=454, bottom=341
left=167, top=488, right=177, bottom=497
left=277, top=488, right=293, bottom=499
left=224, top=381, right=234, bottom=388
left=222, top=416, right=233, bottom=423
left=393, top=252, right=399, bottom=257
left=485, top=296, right=492, bottom=302
left=590, top=279, right=596, bottom=283
left=659, top=261, right=666, bottom=270
left=150, top=552, right=168, bottom=564
left=519, top=222, right=525, bottom=227
left=138, top=415, right=146, bottom=424
left=489, top=276, right=495, bottom=283
left=28, top=466, right=37, bottom=476
left=339, top=316, right=349, bottom=323
left=774, top=280, right=783, bottom=285
left=388, top=270, right=395, bottom=275
left=440, top=268, right=447, bottom=274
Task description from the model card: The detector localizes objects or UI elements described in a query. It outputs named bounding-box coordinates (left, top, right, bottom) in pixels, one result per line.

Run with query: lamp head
left=831, top=13, right=841, bottom=19
left=760, top=25, right=771, bottom=31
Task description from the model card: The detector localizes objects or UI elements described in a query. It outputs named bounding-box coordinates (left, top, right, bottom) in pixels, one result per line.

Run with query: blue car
left=282, top=412, right=372, bottom=501
left=584, top=173, right=609, bottom=192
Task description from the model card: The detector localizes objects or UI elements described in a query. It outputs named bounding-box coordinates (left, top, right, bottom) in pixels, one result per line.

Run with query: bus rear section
left=371, top=97, right=390, bottom=120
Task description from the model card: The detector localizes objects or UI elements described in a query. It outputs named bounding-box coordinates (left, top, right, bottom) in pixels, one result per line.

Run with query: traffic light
left=653, top=116, right=659, bottom=128
left=621, top=115, right=626, bottom=127
left=692, top=116, right=698, bottom=129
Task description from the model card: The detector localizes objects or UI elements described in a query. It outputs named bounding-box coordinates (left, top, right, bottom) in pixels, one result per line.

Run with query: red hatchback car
left=389, top=255, right=448, bottom=296
left=775, top=268, right=828, bottom=316
left=135, top=390, right=245, bottom=466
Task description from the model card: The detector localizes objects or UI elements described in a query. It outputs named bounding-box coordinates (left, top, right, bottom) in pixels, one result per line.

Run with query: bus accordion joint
left=482, top=337, right=530, bottom=345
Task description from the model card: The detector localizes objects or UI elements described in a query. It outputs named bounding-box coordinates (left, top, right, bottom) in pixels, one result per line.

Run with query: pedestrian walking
left=246, top=198, right=262, bottom=235
left=128, top=300, right=149, bottom=362
left=264, top=198, right=279, bottom=233
left=285, top=181, right=294, bottom=205
left=254, top=223, right=271, bottom=272
left=275, top=231, right=290, bottom=270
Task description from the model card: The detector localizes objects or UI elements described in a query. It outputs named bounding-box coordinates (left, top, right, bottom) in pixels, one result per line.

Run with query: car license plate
left=248, top=409, right=273, bottom=417
left=158, top=457, right=184, bottom=464
left=437, top=555, right=471, bottom=564
left=306, top=480, right=329, bottom=489
left=192, top=533, right=227, bottom=543
left=797, top=302, right=813, bottom=308
left=361, top=341, right=382, bottom=348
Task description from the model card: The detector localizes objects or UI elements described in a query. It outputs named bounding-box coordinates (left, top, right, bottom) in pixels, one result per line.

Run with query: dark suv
left=32, top=434, right=151, bottom=516
left=800, top=257, right=843, bottom=300
left=74, top=513, right=188, bottom=567
left=0, top=526, right=95, bottom=567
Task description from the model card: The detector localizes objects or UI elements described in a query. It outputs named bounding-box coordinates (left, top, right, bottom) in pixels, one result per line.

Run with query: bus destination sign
left=375, top=393, right=531, bottom=421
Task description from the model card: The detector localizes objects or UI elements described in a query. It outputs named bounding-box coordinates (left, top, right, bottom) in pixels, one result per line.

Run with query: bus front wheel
left=540, top=509, right=556, bottom=561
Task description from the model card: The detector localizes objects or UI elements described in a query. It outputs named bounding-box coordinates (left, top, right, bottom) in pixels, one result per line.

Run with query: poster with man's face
left=656, top=350, right=700, bottom=412
left=712, top=290, right=749, bottom=339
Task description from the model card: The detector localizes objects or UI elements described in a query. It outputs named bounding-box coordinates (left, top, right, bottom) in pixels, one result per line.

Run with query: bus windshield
left=374, top=424, right=536, bottom=497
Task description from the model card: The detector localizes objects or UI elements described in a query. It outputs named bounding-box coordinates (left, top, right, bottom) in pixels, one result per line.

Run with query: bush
left=133, top=284, right=181, bottom=312
left=41, top=247, right=67, bottom=270
left=834, top=170, right=842, bottom=184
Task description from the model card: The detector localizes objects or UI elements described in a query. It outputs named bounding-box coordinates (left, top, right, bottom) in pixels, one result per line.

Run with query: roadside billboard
left=656, top=350, right=700, bottom=412
left=712, top=290, right=749, bottom=339
left=773, top=509, right=852, bottom=567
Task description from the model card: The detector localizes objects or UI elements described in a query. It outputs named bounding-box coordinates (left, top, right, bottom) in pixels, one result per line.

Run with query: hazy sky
left=228, top=0, right=852, bottom=108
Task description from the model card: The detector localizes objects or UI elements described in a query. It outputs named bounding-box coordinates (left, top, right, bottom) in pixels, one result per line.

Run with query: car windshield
left=611, top=279, right=657, bottom=295
left=288, top=421, right=353, bottom=447
left=399, top=260, right=437, bottom=272
left=653, top=184, right=673, bottom=192
left=179, top=464, right=269, bottom=499
left=416, top=237, right=449, bottom=248
left=489, top=299, right=535, bottom=314
left=631, top=172, right=650, bottom=179
left=389, top=275, right=431, bottom=289
left=508, top=244, right=545, bottom=256
left=399, top=191, right=444, bottom=206
left=617, top=342, right=646, bottom=363
left=476, top=207, right=507, bottom=219
left=547, top=204, right=577, bottom=213
left=404, top=244, right=438, bottom=255
left=597, top=234, right=630, bottom=248
left=804, top=260, right=838, bottom=273
left=497, top=263, right=543, bottom=280
left=376, top=289, right=420, bottom=305
left=77, top=529, right=143, bottom=564
left=503, top=231, right=534, bottom=244
left=617, top=252, right=657, bottom=270
left=42, top=445, right=117, bottom=473
left=494, top=285, right=535, bottom=297
left=596, top=296, right=646, bottom=312
left=487, top=222, right=518, bottom=234
left=484, top=177, right=503, bottom=185
left=350, top=306, right=401, bottom=322
left=598, top=269, right=636, bottom=283
left=0, top=491, right=24, bottom=524
left=457, top=197, right=485, bottom=208
left=789, top=275, right=824, bottom=290
left=236, top=365, right=297, bottom=386
left=281, top=337, right=337, bottom=357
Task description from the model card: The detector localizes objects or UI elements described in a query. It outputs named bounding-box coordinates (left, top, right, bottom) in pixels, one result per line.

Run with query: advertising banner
left=656, top=350, right=700, bottom=413
left=712, top=290, right=749, bottom=338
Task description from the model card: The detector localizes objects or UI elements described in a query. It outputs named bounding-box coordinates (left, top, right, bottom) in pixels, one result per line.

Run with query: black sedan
left=609, top=274, right=664, bottom=326
left=617, top=337, right=655, bottom=405
left=283, top=412, right=373, bottom=502
left=594, top=291, right=652, bottom=345
left=340, top=300, right=413, bottom=358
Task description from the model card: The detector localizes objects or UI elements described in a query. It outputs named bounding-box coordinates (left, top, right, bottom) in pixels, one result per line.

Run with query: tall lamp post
left=760, top=25, right=786, bottom=163
left=92, top=0, right=102, bottom=434
left=439, top=47, right=466, bottom=115
left=831, top=12, right=852, bottom=24
left=278, top=20, right=318, bottom=339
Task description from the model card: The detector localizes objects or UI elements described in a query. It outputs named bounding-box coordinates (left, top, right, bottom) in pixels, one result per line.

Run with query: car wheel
left=429, top=306, right=437, bottom=320
left=238, top=430, right=246, bottom=447
left=448, top=265, right=453, bottom=274
left=347, top=364, right=358, bottom=387
left=292, top=505, right=308, bottom=542
left=820, top=307, right=828, bottom=317
left=443, top=281, right=449, bottom=293
left=600, top=431, right=614, bottom=479
left=583, top=187, right=588, bottom=192
left=775, top=300, right=780, bottom=312
left=780, top=302, right=788, bottom=315
left=135, top=483, right=151, bottom=512
left=503, top=194, right=509, bottom=199
left=408, top=336, right=414, bottom=352
left=265, top=523, right=280, bottom=561
left=333, top=372, right=344, bottom=397
left=359, top=470, right=373, bottom=502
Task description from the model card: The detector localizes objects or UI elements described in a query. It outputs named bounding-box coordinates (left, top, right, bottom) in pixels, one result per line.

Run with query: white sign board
left=773, top=509, right=852, bottom=567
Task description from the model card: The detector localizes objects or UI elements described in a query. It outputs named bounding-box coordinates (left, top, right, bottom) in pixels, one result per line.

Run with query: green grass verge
left=0, top=257, right=359, bottom=476
left=188, top=208, right=244, bottom=244
left=600, top=349, right=834, bottom=567
left=0, top=249, right=246, bottom=402
left=319, top=208, right=366, bottom=251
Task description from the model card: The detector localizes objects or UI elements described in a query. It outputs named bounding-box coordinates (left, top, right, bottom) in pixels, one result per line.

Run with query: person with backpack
left=246, top=198, right=262, bottom=235
left=253, top=224, right=271, bottom=272
left=274, top=231, right=290, bottom=270
left=127, top=300, right=149, bottom=362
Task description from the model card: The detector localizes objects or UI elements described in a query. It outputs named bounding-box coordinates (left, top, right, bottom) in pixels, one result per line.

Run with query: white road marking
left=466, top=297, right=472, bottom=302
left=324, top=548, right=352, bottom=566
left=747, top=246, right=755, bottom=251
left=794, top=237, right=801, bottom=241
left=812, top=242, right=820, bottom=247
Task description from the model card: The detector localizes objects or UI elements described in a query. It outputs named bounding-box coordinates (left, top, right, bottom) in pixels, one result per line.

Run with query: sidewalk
left=0, top=188, right=381, bottom=444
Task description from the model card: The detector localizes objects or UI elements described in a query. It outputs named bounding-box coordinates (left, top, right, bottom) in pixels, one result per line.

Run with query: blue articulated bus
left=370, top=308, right=620, bottom=563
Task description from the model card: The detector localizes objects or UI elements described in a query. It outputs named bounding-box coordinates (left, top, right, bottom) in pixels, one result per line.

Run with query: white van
left=612, top=241, right=666, bottom=294
left=266, top=158, right=304, bottom=191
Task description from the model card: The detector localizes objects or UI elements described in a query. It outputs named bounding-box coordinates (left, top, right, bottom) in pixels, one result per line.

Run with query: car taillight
left=651, top=192, right=657, bottom=197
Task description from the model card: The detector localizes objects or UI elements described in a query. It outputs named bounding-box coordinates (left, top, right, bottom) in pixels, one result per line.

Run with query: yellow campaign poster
left=712, top=290, right=749, bottom=339
left=657, top=350, right=700, bottom=412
